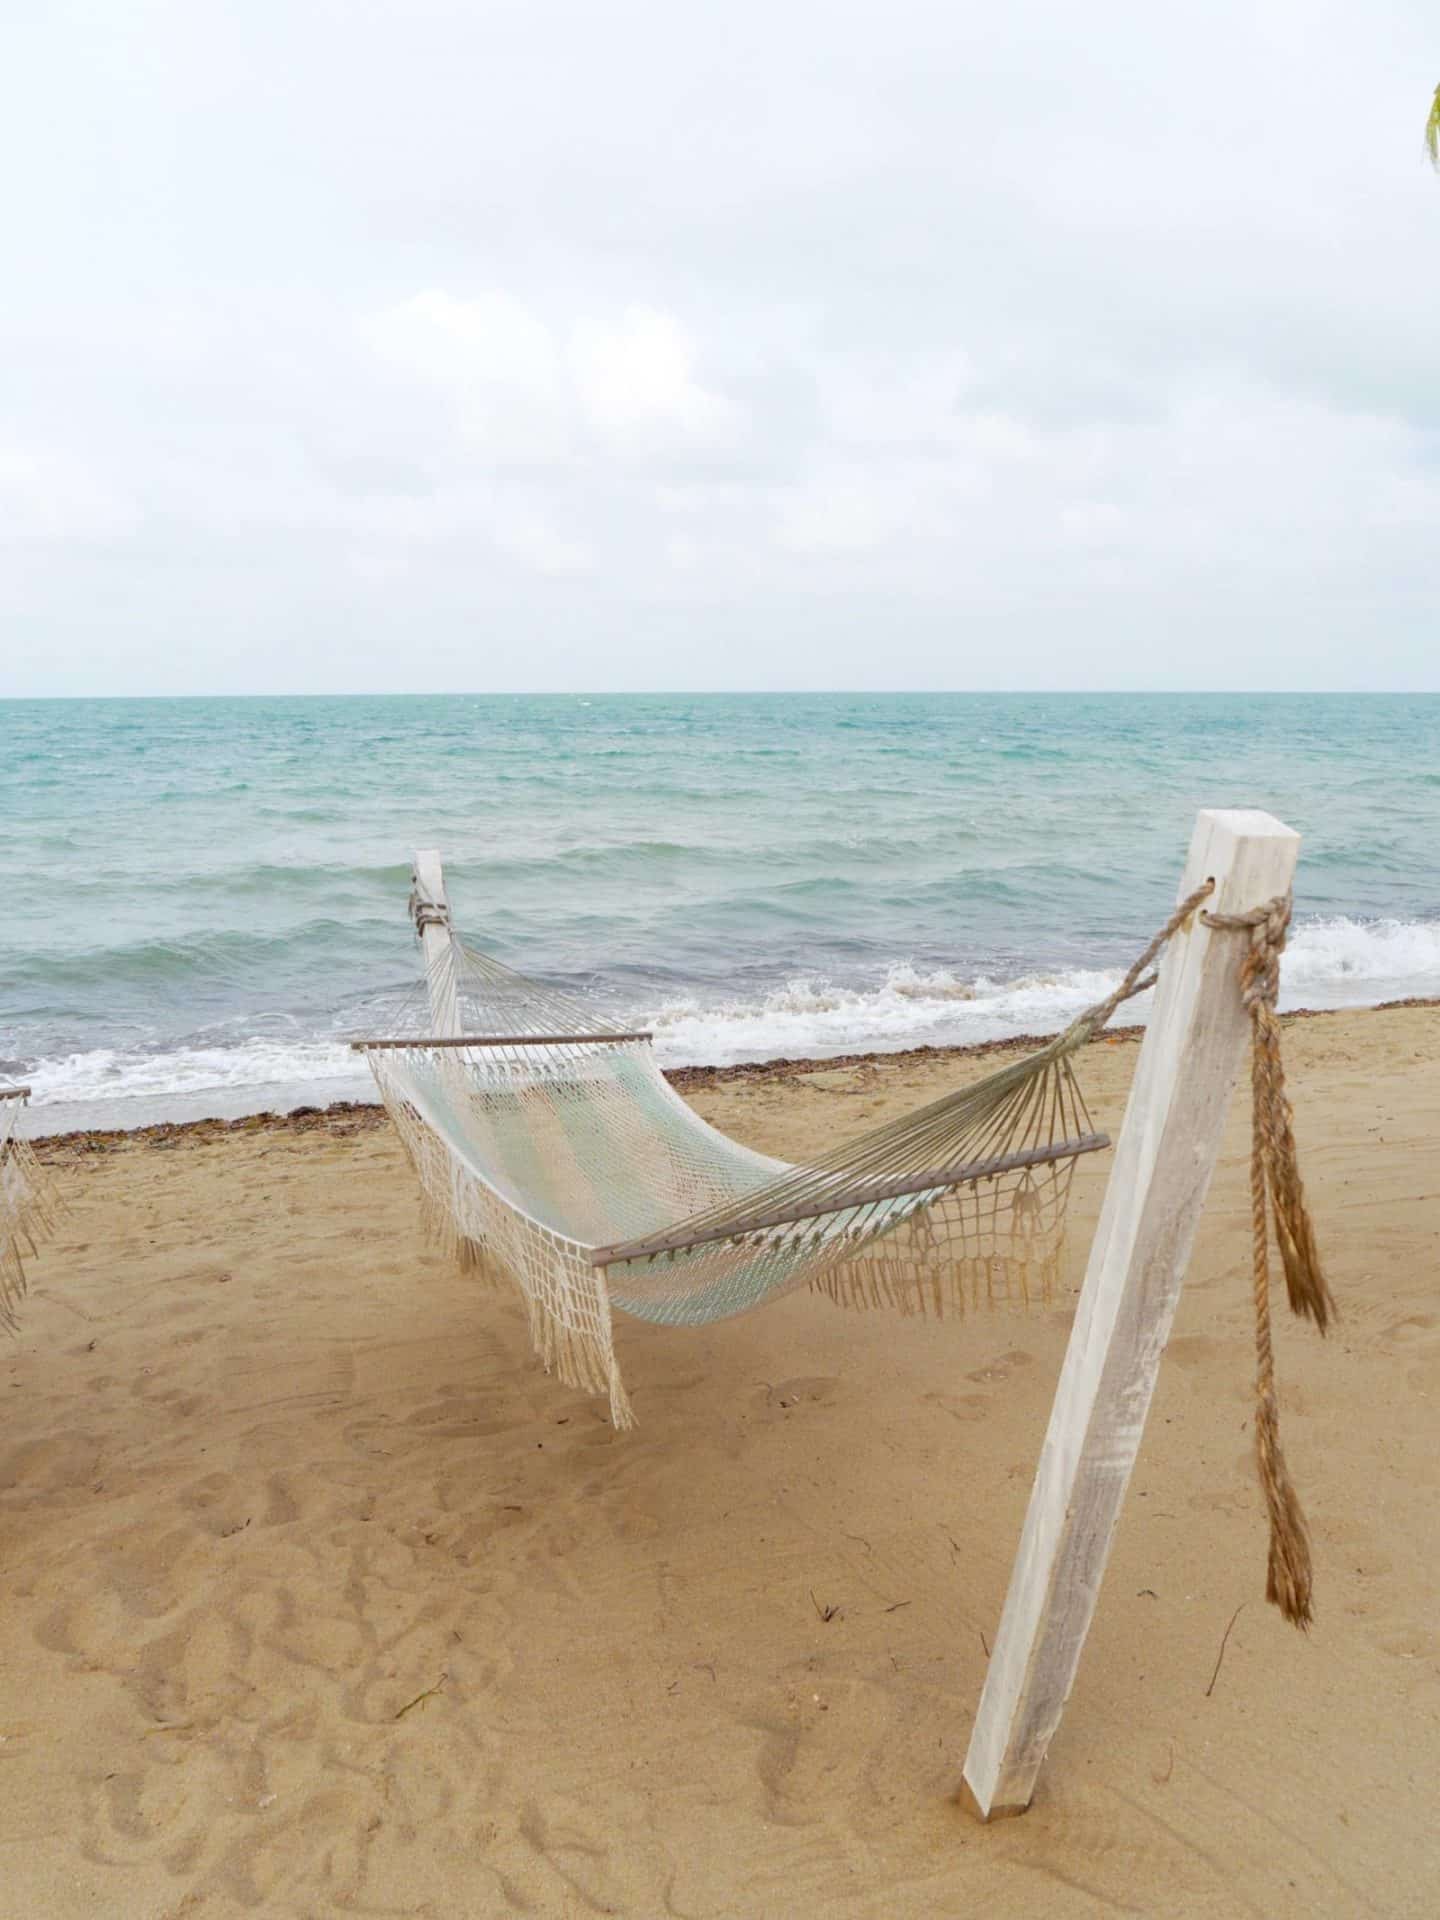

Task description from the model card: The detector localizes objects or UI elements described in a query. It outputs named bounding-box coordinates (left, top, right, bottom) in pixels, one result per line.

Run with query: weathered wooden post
left=412, top=848, right=460, bottom=1038
left=961, top=808, right=1300, bottom=1820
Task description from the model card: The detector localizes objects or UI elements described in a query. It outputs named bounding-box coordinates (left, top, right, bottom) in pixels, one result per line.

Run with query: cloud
left=0, top=0, right=1436, bottom=692
left=771, top=453, right=988, bottom=554
left=363, top=290, right=570, bottom=460
left=570, top=307, right=739, bottom=448
left=363, top=291, right=738, bottom=461
left=0, top=444, right=138, bottom=543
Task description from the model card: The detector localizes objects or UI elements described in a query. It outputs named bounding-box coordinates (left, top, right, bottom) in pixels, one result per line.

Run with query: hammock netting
left=357, top=910, right=1107, bottom=1428
left=2, top=1087, right=55, bottom=1329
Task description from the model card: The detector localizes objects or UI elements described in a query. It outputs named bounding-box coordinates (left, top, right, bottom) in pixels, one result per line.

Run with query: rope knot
left=1202, top=894, right=1291, bottom=1013
left=408, top=888, right=452, bottom=940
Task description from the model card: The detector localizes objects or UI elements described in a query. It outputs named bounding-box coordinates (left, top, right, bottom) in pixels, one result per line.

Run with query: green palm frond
left=1427, top=82, right=1440, bottom=170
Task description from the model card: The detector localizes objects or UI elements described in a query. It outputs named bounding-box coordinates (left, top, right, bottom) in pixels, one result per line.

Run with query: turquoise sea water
left=2, top=692, right=1438, bottom=1130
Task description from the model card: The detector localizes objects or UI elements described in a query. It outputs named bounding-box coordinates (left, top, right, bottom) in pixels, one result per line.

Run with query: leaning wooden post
left=961, top=808, right=1300, bottom=1820
left=412, top=848, right=460, bottom=1037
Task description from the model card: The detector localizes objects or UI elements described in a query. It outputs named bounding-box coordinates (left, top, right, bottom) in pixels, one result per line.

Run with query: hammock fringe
left=417, top=1184, right=493, bottom=1280
left=810, top=1247, right=1058, bottom=1317
left=1, top=1102, right=59, bottom=1331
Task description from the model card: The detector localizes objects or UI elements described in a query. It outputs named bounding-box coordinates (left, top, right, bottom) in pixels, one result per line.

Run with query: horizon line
left=4, top=686, right=1438, bottom=702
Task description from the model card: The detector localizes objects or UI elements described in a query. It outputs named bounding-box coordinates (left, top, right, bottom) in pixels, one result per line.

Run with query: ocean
left=2, top=692, right=1437, bottom=1133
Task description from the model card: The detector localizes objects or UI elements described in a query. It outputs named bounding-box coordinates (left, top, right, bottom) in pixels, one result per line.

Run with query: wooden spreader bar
left=1, top=1085, right=33, bottom=1101
left=587, top=1131, right=1109, bottom=1268
left=351, top=1031, right=653, bottom=1052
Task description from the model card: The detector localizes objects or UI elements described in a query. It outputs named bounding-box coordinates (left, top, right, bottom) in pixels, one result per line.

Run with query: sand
left=2, top=1004, right=1438, bottom=1918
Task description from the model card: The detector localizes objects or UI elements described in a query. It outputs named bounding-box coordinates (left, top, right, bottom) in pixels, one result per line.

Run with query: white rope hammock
left=355, top=883, right=1112, bottom=1427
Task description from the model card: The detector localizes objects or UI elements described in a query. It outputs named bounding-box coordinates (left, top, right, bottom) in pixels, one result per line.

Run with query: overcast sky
left=2, top=1, right=1437, bottom=696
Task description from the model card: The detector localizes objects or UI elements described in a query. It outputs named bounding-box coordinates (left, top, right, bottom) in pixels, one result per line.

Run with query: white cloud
left=1059, top=501, right=1127, bottom=547
left=570, top=306, right=738, bottom=448
left=363, top=289, right=569, bottom=459
left=811, top=353, right=975, bottom=449
left=0, top=444, right=138, bottom=542
left=363, top=292, right=739, bottom=463
left=489, top=502, right=592, bottom=576
left=1, top=0, right=1436, bottom=691
left=771, top=454, right=988, bottom=554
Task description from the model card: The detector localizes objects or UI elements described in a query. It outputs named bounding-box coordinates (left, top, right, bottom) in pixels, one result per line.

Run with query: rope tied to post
left=1065, top=878, right=1332, bottom=1627
left=1203, top=891, right=1334, bottom=1628
left=408, top=889, right=451, bottom=939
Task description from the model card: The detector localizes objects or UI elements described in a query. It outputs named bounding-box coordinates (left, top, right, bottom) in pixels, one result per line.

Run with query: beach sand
left=3, top=1004, right=1437, bottom=1918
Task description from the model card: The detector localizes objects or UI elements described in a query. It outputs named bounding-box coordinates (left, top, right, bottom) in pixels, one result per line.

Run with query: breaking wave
left=647, top=916, right=1440, bottom=1067
left=15, top=915, right=1439, bottom=1129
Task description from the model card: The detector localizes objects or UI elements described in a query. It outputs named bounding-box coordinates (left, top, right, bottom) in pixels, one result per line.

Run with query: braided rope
left=1203, top=894, right=1334, bottom=1628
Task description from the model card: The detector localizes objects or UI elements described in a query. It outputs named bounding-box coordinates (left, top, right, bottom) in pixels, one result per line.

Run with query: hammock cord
left=608, top=879, right=1218, bottom=1261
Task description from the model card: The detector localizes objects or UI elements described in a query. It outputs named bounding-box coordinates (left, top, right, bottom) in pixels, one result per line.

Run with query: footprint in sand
left=1384, top=1311, right=1437, bottom=1343
left=1378, top=1623, right=1440, bottom=1663
left=1164, top=1333, right=1224, bottom=1369
left=922, top=1389, right=992, bottom=1423
left=0, top=1429, right=104, bottom=1499
left=760, top=1375, right=839, bottom=1411
left=964, top=1349, right=1033, bottom=1385
left=177, top=1470, right=253, bottom=1538
left=514, top=1794, right=627, bottom=1913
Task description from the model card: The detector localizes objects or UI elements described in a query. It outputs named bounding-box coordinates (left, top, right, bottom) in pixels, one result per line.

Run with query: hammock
left=355, top=887, right=1122, bottom=1428
left=1, top=1086, right=55, bottom=1329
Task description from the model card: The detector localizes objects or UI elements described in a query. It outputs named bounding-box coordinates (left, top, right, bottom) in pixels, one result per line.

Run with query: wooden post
left=411, top=849, right=472, bottom=1244
left=960, top=808, right=1300, bottom=1820
left=413, top=848, right=460, bottom=1038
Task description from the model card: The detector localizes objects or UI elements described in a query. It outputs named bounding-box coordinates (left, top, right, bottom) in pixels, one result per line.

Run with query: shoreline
left=27, top=991, right=1440, bottom=1154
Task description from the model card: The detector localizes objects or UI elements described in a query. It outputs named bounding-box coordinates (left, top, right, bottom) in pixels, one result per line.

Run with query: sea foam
left=647, top=916, right=1440, bottom=1066
left=22, top=914, right=1435, bottom=1128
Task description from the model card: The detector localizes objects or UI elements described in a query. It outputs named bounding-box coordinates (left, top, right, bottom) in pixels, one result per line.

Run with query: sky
left=1, top=0, right=1437, bottom=696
